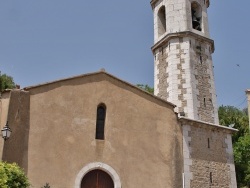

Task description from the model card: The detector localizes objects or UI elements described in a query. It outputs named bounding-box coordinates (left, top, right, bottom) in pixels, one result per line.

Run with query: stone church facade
left=0, top=0, right=237, bottom=188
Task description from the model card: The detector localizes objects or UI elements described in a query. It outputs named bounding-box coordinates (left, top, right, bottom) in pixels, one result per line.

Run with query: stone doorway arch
left=75, top=162, right=121, bottom=188
left=81, top=169, right=114, bottom=188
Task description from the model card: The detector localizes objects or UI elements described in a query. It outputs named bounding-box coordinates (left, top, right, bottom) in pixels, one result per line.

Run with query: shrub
left=0, top=161, right=30, bottom=188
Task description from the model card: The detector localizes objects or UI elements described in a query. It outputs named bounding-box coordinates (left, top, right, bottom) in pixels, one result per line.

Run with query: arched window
left=157, top=6, right=166, bottom=36
left=95, top=104, right=106, bottom=140
left=191, top=2, right=202, bottom=31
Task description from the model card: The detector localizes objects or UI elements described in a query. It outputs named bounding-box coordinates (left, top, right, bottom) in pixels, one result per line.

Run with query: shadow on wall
left=2, top=90, right=30, bottom=173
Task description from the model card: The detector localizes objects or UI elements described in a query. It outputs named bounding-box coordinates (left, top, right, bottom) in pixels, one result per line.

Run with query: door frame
left=75, top=162, right=122, bottom=188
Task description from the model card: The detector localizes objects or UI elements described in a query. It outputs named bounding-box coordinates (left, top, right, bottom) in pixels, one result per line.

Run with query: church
left=0, top=0, right=238, bottom=187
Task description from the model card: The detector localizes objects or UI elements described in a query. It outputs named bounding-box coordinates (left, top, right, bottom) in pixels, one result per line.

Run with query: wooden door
left=81, top=170, right=114, bottom=188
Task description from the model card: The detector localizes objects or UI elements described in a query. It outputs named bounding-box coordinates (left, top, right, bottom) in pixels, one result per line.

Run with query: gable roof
left=23, top=70, right=176, bottom=108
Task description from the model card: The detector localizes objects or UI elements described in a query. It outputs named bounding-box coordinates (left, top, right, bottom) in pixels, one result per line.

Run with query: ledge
left=150, top=0, right=210, bottom=8
left=179, top=117, right=238, bottom=133
left=151, top=31, right=214, bottom=53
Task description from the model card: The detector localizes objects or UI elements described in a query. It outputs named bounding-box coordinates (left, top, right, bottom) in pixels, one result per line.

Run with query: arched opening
left=75, top=162, right=121, bottom=188
left=95, top=104, right=106, bottom=140
left=157, top=6, right=166, bottom=36
left=81, top=169, right=114, bottom=188
left=191, top=2, right=202, bottom=31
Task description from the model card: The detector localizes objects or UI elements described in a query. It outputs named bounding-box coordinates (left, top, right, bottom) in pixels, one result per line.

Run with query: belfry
left=151, top=0, right=218, bottom=124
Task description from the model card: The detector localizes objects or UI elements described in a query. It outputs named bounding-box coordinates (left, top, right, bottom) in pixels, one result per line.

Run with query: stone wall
left=155, top=46, right=168, bottom=100
left=151, top=0, right=210, bottom=44
left=189, top=38, right=218, bottom=123
left=154, top=35, right=218, bottom=123
left=154, top=37, right=190, bottom=115
left=182, top=119, right=237, bottom=188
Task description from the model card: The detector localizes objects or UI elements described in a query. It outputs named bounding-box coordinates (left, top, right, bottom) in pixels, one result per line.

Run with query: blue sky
left=0, top=1, right=249, bottom=109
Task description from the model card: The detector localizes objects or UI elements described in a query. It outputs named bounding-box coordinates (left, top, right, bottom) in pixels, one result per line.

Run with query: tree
left=234, top=134, right=250, bottom=187
left=218, top=105, right=249, bottom=142
left=0, top=161, right=30, bottom=188
left=0, top=73, right=16, bottom=92
left=136, top=84, right=154, bottom=94
left=218, top=105, right=250, bottom=187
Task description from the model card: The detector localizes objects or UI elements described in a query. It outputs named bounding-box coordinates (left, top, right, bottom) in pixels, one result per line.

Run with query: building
left=0, top=0, right=237, bottom=188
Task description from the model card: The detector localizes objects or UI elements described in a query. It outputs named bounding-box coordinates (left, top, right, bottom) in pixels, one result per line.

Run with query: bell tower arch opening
left=157, top=6, right=166, bottom=37
left=191, top=2, right=202, bottom=31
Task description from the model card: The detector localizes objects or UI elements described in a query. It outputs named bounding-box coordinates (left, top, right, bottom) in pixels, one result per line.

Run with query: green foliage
left=0, top=73, right=15, bottom=92
left=41, top=183, right=51, bottom=188
left=218, top=105, right=250, bottom=187
left=136, top=84, right=154, bottom=94
left=218, top=105, right=249, bottom=142
left=234, top=134, right=250, bottom=187
left=243, top=107, right=248, bottom=116
left=0, top=161, right=30, bottom=188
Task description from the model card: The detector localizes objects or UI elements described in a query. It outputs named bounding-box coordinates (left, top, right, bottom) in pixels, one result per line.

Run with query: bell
left=192, top=16, right=201, bottom=31
left=192, top=15, right=199, bottom=22
left=192, top=20, right=200, bottom=28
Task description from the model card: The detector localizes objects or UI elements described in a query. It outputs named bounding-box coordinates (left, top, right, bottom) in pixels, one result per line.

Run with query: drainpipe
left=246, top=89, right=250, bottom=133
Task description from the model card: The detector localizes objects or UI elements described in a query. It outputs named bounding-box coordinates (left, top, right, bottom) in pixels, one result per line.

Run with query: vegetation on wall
left=0, top=161, right=30, bottom=188
left=0, top=72, right=16, bottom=92
left=218, top=105, right=250, bottom=188
left=136, top=84, right=154, bottom=94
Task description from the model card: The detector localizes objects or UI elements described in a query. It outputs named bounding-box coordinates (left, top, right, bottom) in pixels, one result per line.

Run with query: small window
left=157, top=6, right=166, bottom=36
left=95, top=104, right=106, bottom=140
left=210, top=172, right=213, bottom=183
left=191, top=2, right=202, bottom=31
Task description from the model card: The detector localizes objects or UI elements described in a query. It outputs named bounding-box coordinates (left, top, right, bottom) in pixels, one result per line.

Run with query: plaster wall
left=1, top=90, right=30, bottom=172
left=24, top=74, right=183, bottom=188
left=0, top=92, right=11, bottom=159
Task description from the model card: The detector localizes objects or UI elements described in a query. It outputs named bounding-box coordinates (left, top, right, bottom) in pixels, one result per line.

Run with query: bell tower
left=151, top=0, right=218, bottom=124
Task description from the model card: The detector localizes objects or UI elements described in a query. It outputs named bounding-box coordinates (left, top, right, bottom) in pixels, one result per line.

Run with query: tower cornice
left=150, top=0, right=210, bottom=8
left=151, top=31, right=214, bottom=53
